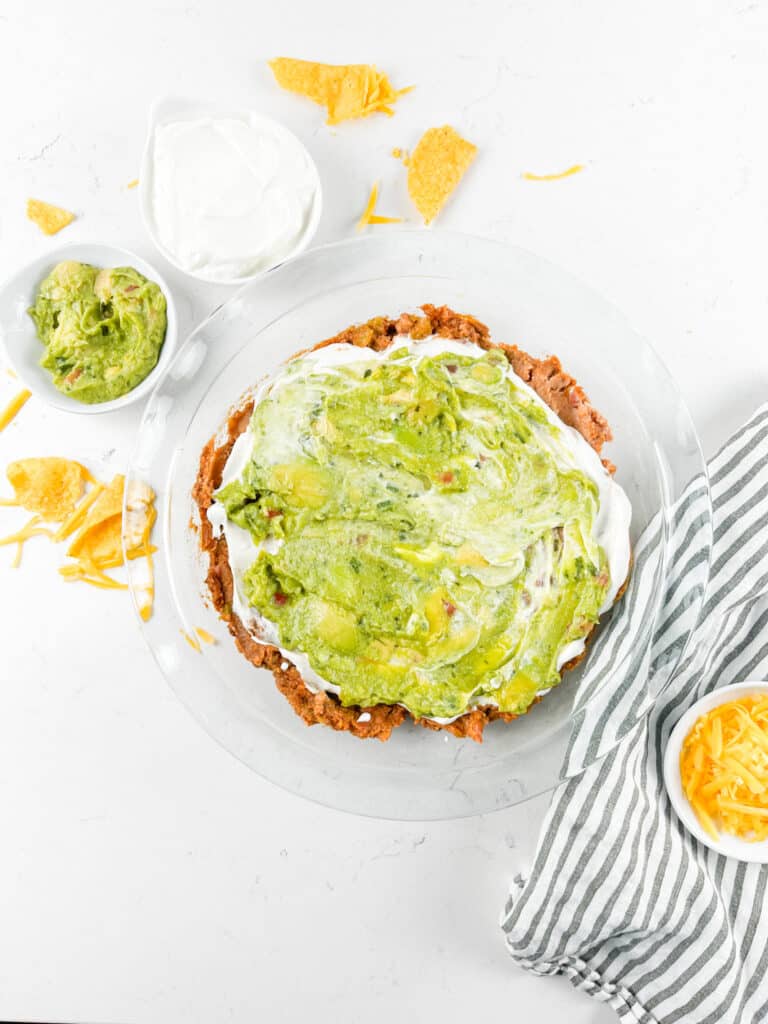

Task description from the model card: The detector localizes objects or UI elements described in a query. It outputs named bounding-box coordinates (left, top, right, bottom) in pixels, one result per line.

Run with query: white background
left=2, top=2, right=767, bottom=1021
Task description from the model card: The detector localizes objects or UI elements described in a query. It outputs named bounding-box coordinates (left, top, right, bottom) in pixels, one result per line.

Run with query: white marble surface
left=2, top=1, right=767, bottom=1021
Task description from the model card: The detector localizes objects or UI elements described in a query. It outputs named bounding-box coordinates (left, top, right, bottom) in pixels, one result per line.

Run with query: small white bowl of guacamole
left=0, top=242, right=178, bottom=414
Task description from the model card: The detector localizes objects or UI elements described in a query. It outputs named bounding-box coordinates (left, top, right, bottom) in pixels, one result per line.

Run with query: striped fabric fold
left=502, top=403, right=768, bottom=1024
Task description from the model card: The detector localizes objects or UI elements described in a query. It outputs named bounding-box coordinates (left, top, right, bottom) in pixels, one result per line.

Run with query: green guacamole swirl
left=29, top=260, right=167, bottom=404
left=216, top=345, right=611, bottom=720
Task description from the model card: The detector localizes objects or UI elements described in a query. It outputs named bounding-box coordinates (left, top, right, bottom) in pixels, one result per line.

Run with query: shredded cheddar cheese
left=0, top=389, right=31, bottom=431
left=680, top=695, right=768, bottom=842
left=181, top=627, right=216, bottom=652
left=522, top=164, right=584, bottom=182
left=406, top=125, right=477, bottom=225
left=60, top=560, right=129, bottom=590
left=0, top=514, right=55, bottom=567
left=126, top=179, right=139, bottom=189
left=269, top=58, right=412, bottom=125
left=27, top=198, right=76, bottom=235
left=356, top=182, right=403, bottom=230
left=182, top=629, right=202, bottom=652
left=1, top=459, right=157, bottom=615
left=53, top=482, right=106, bottom=541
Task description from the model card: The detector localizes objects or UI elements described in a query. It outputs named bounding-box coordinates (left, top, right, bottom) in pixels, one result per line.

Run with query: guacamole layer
left=29, top=260, right=167, bottom=404
left=215, top=342, right=614, bottom=721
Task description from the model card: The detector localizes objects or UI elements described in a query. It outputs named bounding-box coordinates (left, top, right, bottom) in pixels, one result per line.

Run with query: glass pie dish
left=125, top=232, right=712, bottom=820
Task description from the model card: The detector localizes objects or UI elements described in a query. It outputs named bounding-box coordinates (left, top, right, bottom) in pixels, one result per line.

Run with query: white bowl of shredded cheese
left=664, top=681, right=768, bottom=863
left=139, top=97, right=323, bottom=285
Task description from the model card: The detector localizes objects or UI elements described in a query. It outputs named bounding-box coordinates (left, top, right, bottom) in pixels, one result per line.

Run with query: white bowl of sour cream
left=139, top=97, right=323, bottom=285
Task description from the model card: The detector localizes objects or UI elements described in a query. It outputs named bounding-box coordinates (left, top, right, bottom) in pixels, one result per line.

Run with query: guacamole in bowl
left=29, top=260, right=167, bottom=404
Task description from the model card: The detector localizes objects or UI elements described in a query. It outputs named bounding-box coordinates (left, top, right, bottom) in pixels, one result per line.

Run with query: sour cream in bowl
left=139, top=97, right=322, bottom=285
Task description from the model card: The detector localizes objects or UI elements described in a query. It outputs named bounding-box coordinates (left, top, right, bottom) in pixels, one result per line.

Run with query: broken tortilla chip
left=27, top=198, right=76, bottom=236
left=67, top=474, right=124, bottom=559
left=269, top=58, right=411, bottom=125
left=406, top=126, right=477, bottom=225
left=68, top=513, right=122, bottom=566
left=60, top=473, right=156, bottom=608
left=5, top=458, right=88, bottom=521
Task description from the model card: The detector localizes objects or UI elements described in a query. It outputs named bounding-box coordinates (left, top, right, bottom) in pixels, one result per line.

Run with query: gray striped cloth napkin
left=502, top=403, right=768, bottom=1023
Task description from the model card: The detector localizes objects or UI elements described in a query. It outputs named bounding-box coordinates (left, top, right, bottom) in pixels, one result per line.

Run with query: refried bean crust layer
left=192, top=304, right=624, bottom=743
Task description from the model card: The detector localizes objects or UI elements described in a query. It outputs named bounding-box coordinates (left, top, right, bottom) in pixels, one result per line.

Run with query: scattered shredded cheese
left=53, top=482, right=106, bottom=541
left=406, top=125, right=477, bottom=225
left=60, top=560, right=129, bottom=590
left=26, top=198, right=76, bottom=235
left=0, top=514, right=55, bottom=567
left=356, top=182, right=403, bottom=231
left=1, top=459, right=156, bottom=614
left=680, top=695, right=768, bottom=842
left=269, top=58, right=412, bottom=125
left=181, top=629, right=202, bottom=652
left=522, top=164, right=584, bottom=182
left=126, top=178, right=139, bottom=189
left=0, top=389, right=31, bottom=431
left=182, top=628, right=216, bottom=651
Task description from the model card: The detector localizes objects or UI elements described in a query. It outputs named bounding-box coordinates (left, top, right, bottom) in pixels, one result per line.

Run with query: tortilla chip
left=27, top=198, right=76, bottom=236
left=67, top=474, right=125, bottom=558
left=406, top=126, right=477, bottom=224
left=69, top=514, right=122, bottom=565
left=6, top=457, right=87, bottom=521
left=269, top=58, right=411, bottom=125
